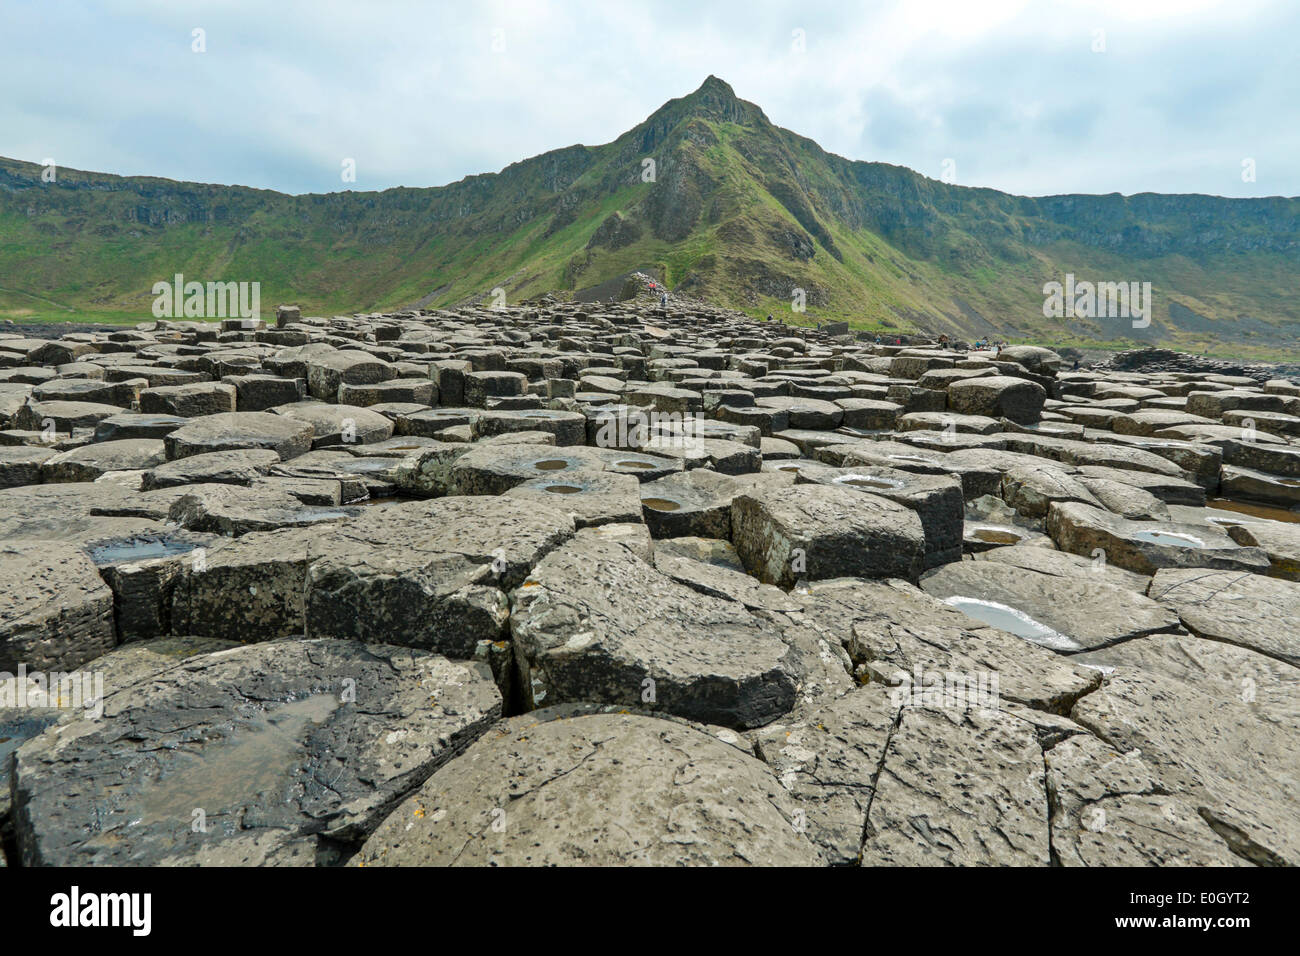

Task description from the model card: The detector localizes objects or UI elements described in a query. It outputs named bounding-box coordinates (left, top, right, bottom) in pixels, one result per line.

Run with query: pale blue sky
left=2, top=0, right=1295, bottom=198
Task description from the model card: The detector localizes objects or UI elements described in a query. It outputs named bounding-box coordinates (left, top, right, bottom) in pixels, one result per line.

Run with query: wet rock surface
left=10, top=639, right=501, bottom=865
left=1, top=302, right=1296, bottom=867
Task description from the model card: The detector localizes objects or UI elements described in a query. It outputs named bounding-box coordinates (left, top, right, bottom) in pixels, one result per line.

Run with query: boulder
left=164, top=412, right=314, bottom=462
left=139, top=381, right=237, bottom=417
left=947, top=375, right=1046, bottom=424
left=731, top=484, right=925, bottom=587
left=509, top=534, right=800, bottom=728
left=306, top=497, right=575, bottom=657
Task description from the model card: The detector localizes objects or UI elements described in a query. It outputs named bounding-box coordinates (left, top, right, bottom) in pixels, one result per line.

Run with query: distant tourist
left=660, top=292, right=668, bottom=308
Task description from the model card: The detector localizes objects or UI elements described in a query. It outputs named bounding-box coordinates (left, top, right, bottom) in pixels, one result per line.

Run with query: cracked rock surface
left=357, top=711, right=823, bottom=866
left=860, top=704, right=1050, bottom=866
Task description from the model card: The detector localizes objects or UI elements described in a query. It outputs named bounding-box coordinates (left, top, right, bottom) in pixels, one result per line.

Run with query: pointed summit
left=695, top=75, right=736, bottom=99
left=677, top=75, right=762, bottom=126
left=631, top=76, right=763, bottom=154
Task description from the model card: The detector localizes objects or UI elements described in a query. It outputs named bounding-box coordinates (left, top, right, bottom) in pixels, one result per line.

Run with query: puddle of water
left=888, top=454, right=940, bottom=466
left=88, top=537, right=199, bottom=566
left=969, top=527, right=1023, bottom=544
left=1131, top=529, right=1205, bottom=548
left=1206, top=497, right=1300, bottom=524
left=614, top=460, right=656, bottom=470
left=835, top=473, right=904, bottom=490
left=544, top=484, right=584, bottom=495
left=942, top=596, right=1083, bottom=652
left=642, top=497, right=681, bottom=512
left=533, top=459, right=570, bottom=471
left=136, top=694, right=339, bottom=823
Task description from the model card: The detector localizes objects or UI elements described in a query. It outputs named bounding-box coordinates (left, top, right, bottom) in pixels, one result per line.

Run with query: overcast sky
left=3, top=0, right=1294, bottom=198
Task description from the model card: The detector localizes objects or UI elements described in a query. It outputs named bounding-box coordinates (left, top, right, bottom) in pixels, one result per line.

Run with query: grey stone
left=142, top=448, right=282, bottom=489
left=139, top=381, right=236, bottom=417
left=509, top=534, right=799, bottom=728
left=357, top=713, right=821, bottom=866
left=1046, top=501, right=1271, bottom=575
left=947, top=375, right=1045, bottom=424
left=306, top=497, right=575, bottom=657
left=41, top=438, right=166, bottom=482
left=164, top=412, right=314, bottom=461
left=732, top=484, right=925, bottom=587
left=1148, top=567, right=1300, bottom=667
left=1072, top=666, right=1300, bottom=865
left=860, top=705, right=1050, bottom=865
left=750, top=688, right=898, bottom=865
left=0, top=541, right=115, bottom=671
left=1046, top=733, right=1245, bottom=866
left=919, top=559, right=1180, bottom=652
left=799, top=578, right=1101, bottom=713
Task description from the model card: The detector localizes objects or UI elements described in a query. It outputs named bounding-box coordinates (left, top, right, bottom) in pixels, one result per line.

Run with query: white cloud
left=0, top=0, right=1293, bottom=197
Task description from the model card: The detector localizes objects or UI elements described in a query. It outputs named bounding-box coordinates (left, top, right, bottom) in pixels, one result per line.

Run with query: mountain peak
left=677, top=74, right=759, bottom=126
left=695, top=75, right=736, bottom=98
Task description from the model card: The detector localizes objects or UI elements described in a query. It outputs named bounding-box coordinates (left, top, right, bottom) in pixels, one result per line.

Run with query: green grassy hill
left=2, top=76, right=1297, bottom=358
